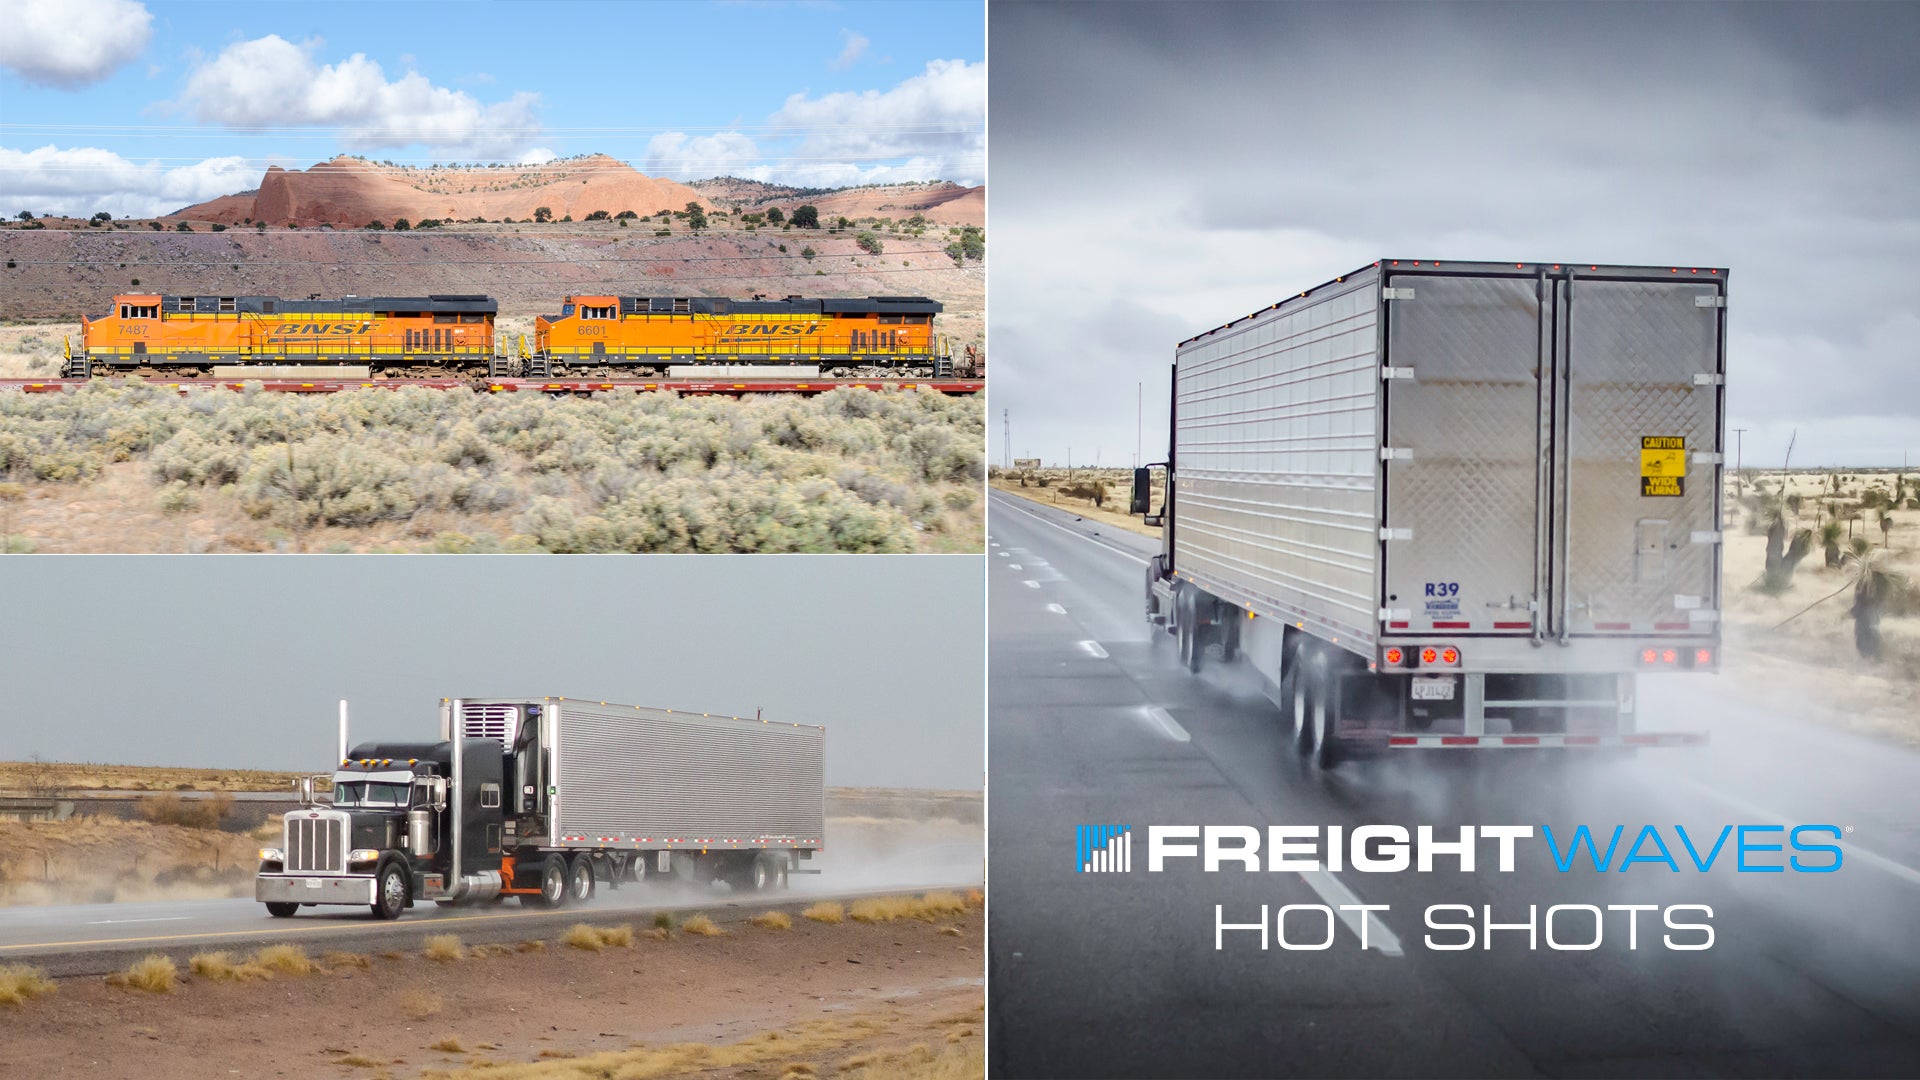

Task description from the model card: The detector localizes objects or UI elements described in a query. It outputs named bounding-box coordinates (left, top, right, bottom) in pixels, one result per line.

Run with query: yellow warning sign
left=1641, top=436, right=1685, bottom=496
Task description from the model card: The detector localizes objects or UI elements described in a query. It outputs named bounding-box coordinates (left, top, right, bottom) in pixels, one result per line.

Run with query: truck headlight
left=348, top=848, right=382, bottom=864
left=258, top=848, right=284, bottom=863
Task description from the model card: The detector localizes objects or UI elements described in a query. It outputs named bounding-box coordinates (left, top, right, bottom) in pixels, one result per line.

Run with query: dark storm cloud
left=990, top=1, right=1920, bottom=467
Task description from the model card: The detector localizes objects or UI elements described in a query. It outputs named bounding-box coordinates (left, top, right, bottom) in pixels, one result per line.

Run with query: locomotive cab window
left=581, top=305, right=616, bottom=320
left=434, top=314, right=455, bottom=324
left=120, top=304, right=157, bottom=319
left=879, top=315, right=904, bottom=325
left=219, top=297, right=236, bottom=313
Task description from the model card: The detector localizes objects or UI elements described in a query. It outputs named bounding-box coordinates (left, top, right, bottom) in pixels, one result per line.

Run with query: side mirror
left=431, top=777, right=448, bottom=812
left=1129, top=467, right=1152, bottom=515
left=1144, top=513, right=1163, bottom=528
left=296, top=776, right=314, bottom=807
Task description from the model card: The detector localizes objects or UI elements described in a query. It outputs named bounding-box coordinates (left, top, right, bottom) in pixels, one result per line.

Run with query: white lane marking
left=1079, top=640, right=1110, bottom=659
left=1046, top=603, right=1067, bottom=615
left=1297, top=869, right=1405, bottom=957
left=991, top=493, right=1151, bottom=566
left=996, top=551, right=1010, bottom=557
left=1023, top=580, right=1041, bottom=589
left=1009, top=564, right=1023, bottom=570
left=1669, top=775, right=1920, bottom=890
left=86, top=916, right=193, bottom=925
left=1143, top=706, right=1191, bottom=742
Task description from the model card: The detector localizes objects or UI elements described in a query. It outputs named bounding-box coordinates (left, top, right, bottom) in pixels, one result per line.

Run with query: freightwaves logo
left=1078, top=824, right=1849, bottom=952
left=1076, top=825, right=1133, bottom=873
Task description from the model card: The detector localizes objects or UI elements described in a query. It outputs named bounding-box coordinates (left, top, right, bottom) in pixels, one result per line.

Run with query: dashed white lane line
left=1143, top=706, right=1191, bottom=743
left=991, top=493, right=1151, bottom=566
left=1297, top=869, right=1406, bottom=957
left=1667, top=774, right=1920, bottom=890
left=85, top=916, right=193, bottom=925
left=1046, top=603, right=1067, bottom=614
left=997, top=551, right=1010, bottom=557
left=1009, top=564, right=1023, bottom=570
left=1024, top=580, right=1041, bottom=589
left=1079, top=640, right=1110, bottom=659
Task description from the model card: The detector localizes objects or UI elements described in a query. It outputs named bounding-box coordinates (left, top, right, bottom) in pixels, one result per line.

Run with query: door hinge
left=1694, top=295, right=1727, bottom=308
left=1380, top=366, right=1416, bottom=380
left=1379, top=608, right=1410, bottom=622
left=1692, top=451, right=1723, bottom=465
left=1690, top=530, right=1723, bottom=544
left=1381, top=287, right=1417, bottom=301
left=1381, top=447, right=1413, bottom=462
left=1379, top=527, right=1412, bottom=541
left=1691, top=373, right=1725, bottom=386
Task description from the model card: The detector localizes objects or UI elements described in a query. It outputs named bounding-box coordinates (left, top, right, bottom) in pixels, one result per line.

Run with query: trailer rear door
left=1380, top=271, right=1547, bottom=635
left=1554, top=276, right=1724, bottom=636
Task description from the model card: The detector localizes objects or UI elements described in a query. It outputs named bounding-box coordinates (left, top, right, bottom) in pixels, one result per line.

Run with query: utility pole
left=1002, top=408, right=1010, bottom=470
left=1137, top=381, right=1142, bottom=471
left=1731, top=427, right=1747, bottom=494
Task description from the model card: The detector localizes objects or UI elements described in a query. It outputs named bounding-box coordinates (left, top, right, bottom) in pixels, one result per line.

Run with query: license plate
left=305, top=879, right=323, bottom=888
left=1411, top=677, right=1456, bottom=701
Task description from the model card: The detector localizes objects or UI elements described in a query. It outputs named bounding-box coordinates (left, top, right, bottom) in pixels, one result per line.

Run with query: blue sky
left=0, top=0, right=984, bottom=217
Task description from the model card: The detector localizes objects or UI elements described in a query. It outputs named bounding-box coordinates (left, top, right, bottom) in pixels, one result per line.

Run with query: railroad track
left=0, top=377, right=985, bottom=396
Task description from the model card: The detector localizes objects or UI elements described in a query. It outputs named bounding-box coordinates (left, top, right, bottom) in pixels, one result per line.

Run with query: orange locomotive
left=526, top=294, right=952, bottom=378
left=66, top=293, right=501, bottom=378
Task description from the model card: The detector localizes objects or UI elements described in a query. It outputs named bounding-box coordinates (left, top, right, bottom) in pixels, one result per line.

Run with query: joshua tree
left=1759, top=502, right=1813, bottom=593
left=1844, top=546, right=1898, bottom=660
left=1881, top=512, right=1894, bottom=547
left=1820, top=520, right=1844, bottom=569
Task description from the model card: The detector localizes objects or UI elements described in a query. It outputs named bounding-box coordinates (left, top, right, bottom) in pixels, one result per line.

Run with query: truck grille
left=286, top=815, right=345, bottom=873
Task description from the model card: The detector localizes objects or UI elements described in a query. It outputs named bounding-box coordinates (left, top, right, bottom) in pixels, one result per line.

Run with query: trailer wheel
left=567, top=855, right=596, bottom=904
left=265, top=902, right=299, bottom=919
left=1288, top=643, right=1314, bottom=755
left=749, top=853, right=783, bottom=892
left=1176, top=589, right=1202, bottom=673
left=1306, top=657, right=1344, bottom=769
left=371, top=862, right=409, bottom=920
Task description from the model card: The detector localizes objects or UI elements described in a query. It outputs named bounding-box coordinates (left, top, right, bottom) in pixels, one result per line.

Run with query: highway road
left=986, top=489, right=1920, bottom=1078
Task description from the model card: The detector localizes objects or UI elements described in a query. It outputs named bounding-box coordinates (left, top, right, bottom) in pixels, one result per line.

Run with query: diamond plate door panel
left=1382, top=274, right=1543, bottom=633
left=1561, top=278, right=1722, bottom=634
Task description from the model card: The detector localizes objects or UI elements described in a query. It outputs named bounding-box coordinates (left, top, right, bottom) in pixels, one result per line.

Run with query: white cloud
left=0, top=144, right=256, bottom=218
left=765, top=59, right=984, bottom=186
left=516, top=147, right=557, bottom=165
left=643, top=131, right=763, bottom=180
left=831, top=29, right=870, bottom=70
left=180, top=35, right=541, bottom=158
left=0, top=0, right=152, bottom=88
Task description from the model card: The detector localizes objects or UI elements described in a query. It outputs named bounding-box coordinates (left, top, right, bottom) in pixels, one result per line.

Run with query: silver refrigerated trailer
left=1135, top=260, right=1725, bottom=765
left=257, top=696, right=824, bottom=918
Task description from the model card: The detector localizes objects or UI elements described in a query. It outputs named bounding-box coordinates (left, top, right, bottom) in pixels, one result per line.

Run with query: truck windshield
left=333, top=782, right=409, bottom=808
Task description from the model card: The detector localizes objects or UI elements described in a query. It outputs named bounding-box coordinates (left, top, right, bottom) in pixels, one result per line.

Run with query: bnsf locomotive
left=67, top=291, right=957, bottom=380
left=526, top=294, right=951, bottom=378
left=66, top=293, right=498, bottom=378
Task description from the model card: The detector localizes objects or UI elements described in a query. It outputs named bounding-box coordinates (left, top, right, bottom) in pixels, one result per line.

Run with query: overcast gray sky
left=0, top=556, right=982, bottom=790
left=988, top=1, right=1919, bottom=470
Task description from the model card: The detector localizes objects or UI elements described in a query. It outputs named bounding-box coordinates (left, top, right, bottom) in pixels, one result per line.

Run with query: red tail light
left=1440, top=647, right=1459, bottom=665
left=1420, top=647, right=1438, bottom=665
left=1384, top=647, right=1404, bottom=665
left=1662, top=649, right=1677, bottom=664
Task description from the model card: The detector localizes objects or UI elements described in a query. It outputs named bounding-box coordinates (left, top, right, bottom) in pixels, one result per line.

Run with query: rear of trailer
left=1148, top=260, right=1725, bottom=758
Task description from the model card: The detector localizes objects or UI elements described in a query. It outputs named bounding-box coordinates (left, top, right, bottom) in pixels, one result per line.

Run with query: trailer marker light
left=1642, top=648, right=1658, bottom=664
left=1696, top=648, right=1713, bottom=665
left=1421, top=648, right=1439, bottom=664
left=1662, top=649, right=1678, bottom=664
left=1440, top=647, right=1459, bottom=665
left=1384, top=647, right=1404, bottom=665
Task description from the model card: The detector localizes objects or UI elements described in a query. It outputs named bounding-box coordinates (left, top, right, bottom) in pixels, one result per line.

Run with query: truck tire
left=537, top=855, right=569, bottom=907
left=1305, top=654, right=1344, bottom=769
left=749, top=852, right=783, bottom=892
left=265, top=902, right=299, bottom=919
left=567, top=855, right=596, bottom=904
left=371, top=861, right=409, bottom=920
left=1177, top=588, right=1202, bottom=673
left=1286, top=644, right=1312, bottom=755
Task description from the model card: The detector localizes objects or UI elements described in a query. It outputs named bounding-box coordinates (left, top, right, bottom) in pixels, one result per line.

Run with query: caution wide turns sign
left=1641, top=436, right=1685, bottom=496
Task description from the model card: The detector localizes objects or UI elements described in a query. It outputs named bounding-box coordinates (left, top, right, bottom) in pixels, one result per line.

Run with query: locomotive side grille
left=286, top=815, right=345, bottom=873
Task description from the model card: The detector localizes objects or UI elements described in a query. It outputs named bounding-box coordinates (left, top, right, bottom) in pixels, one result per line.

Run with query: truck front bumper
left=256, top=873, right=376, bottom=905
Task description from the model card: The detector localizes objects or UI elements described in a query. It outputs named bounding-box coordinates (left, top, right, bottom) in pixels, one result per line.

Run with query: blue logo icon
left=1076, top=824, right=1132, bottom=873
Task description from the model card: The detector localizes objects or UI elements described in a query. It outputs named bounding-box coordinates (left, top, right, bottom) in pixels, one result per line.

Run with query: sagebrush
left=0, top=384, right=983, bottom=552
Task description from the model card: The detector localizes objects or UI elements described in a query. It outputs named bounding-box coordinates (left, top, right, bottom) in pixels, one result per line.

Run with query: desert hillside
left=172, top=154, right=710, bottom=228
left=691, top=177, right=984, bottom=227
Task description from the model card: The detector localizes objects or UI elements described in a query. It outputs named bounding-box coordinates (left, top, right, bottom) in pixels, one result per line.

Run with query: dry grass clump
left=563, top=923, right=633, bottom=951
left=334, top=1053, right=380, bottom=1068
left=652, top=911, right=674, bottom=930
left=642, top=927, right=670, bottom=942
left=106, top=954, right=177, bottom=993
left=422, top=934, right=464, bottom=962
left=749, top=911, right=793, bottom=931
left=514, top=940, right=546, bottom=953
left=470, top=942, right=515, bottom=958
left=322, top=951, right=372, bottom=970
left=851, top=893, right=969, bottom=924
left=429, top=1036, right=466, bottom=1054
left=836, top=1040, right=983, bottom=1079
left=681, top=914, right=727, bottom=937
left=0, top=963, right=56, bottom=1006
left=400, top=988, right=443, bottom=1020
left=964, top=888, right=984, bottom=908
left=802, top=901, right=845, bottom=924
left=251, top=943, right=314, bottom=976
left=187, top=951, right=261, bottom=982
left=936, top=926, right=962, bottom=937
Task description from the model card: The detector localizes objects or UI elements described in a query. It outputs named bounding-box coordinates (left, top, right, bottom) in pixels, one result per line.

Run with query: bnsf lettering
left=266, top=323, right=373, bottom=338
left=725, top=323, right=820, bottom=336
